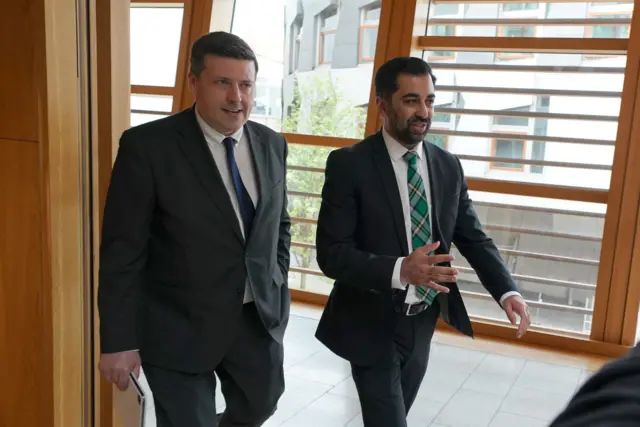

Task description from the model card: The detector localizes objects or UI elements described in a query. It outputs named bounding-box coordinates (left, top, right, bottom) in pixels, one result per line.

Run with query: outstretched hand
left=400, top=241, right=458, bottom=293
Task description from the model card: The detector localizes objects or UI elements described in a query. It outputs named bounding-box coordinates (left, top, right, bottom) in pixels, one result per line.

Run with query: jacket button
left=237, top=288, right=243, bottom=295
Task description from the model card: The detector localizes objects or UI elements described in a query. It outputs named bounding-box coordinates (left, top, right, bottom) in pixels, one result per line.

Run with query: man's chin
left=410, top=130, right=428, bottom=143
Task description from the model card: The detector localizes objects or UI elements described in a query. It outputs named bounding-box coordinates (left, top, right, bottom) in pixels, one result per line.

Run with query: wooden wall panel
left=0, top=139, right=51, bottom=427
left=43, top=0, right=88, bottom=424
left=0, top=2, right=40, bottom=142
left=92, top=0, right=131, bottom=426
left=0, top=0, right=88, bottom=424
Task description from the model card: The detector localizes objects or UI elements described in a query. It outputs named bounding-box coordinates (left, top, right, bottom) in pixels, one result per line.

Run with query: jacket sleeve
left=316, top=149, right=398, bottom=292
left=98, top=130, right=155, bottom=353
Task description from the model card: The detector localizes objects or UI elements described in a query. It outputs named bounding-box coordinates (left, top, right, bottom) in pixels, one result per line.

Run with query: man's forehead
left=396, top=74, right=435, bottom=96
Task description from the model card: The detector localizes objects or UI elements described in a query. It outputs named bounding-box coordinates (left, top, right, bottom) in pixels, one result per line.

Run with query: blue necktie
left=222, top=137, right=255, bottom=238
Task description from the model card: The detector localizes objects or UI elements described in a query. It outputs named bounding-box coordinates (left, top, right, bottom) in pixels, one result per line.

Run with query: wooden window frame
left=496, top=25, right=536, bottom=60
left=318, top=29, right=336, bottom=65
left=359, top=23, right=379, bottom=62
left=291, top=24, right=302, bottom=73
left=317, top=9, right=338, bottom=66
left=490, top=137, right=527, bottom=172
left=410, top=2, right=640, bottom=350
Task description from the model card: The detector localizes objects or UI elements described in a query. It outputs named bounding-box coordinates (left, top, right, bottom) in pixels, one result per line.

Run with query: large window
left=129, top=1, right=188, bottom=125
left=407, top=0, right=634, bottom=336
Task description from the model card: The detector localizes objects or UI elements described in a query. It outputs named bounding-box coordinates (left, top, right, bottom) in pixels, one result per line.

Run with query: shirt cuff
left=499, top=291, right=522, bottom=307
left=392, top=257, right=408, bottom=290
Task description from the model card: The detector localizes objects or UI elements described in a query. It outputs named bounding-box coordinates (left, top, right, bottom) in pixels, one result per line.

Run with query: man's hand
left=99, top=351, right=141, bottom=391
left=503, top=295, right=531, bottom=338
left=400, top=241, right=457, bottom=293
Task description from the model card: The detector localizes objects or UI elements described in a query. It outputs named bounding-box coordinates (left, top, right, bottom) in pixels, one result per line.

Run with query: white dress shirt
left=195, top=109, right=258, bottom=304
left=382, top=128, right=520, bottom=307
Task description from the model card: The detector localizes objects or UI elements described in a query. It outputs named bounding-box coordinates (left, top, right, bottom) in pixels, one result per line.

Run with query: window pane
left=455, top=192, right=605, bottom=335
left=411, top=52, right=622, bottom=190
left=130, top=5, right=184, bottom=87
left=321, top=32, right=335, bottom=64
left=130, top=112, right=168, bottom=127
left=493, top=138, right=525, bottom=169
left=323, top=12, right=338, bottom=31
left=503, top=3, right=539, bottom=12
left=130, top=94, right=173, bottom=113
left=364, top=7, right=381, bottom=22
left=414, top=1, right=633, bottom=40
left=493, top=106, right=530, bottom=127
left=435, top=4, right=459, bottom=15
left=226, top=0, right=380, bottom=137
left=591, top=14, right=630, bottom=38
left=360, top=26, right=378, bottom=61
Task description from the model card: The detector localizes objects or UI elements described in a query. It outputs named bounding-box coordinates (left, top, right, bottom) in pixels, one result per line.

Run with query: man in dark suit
left=98, top=31, right=291, bottom=427
left=314, top=56, right=531, bottom=427
left=549, top=342, right=640, bottom=427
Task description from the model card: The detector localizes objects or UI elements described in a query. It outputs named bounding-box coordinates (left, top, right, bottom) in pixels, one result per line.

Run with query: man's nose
left=417, top=103, right=430, bottom=119
left=227, top=84, right=242, bottom=103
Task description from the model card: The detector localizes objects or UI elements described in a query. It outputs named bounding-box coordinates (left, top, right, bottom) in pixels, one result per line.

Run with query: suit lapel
left=175, top=107, right=243, bottom=243
left=371, top=134, right=410, bottom=256
left=424, top=143, right=446, bottom=252
left=244, top=123, right=269, bottom=238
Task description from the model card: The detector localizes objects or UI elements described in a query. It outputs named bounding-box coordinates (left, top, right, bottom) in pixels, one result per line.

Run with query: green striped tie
left=404, top=150, right=438, bottom=305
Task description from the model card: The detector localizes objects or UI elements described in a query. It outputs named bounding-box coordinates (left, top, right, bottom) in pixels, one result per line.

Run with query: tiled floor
left=213, top=304, right=594, bottom=427
left=133, top=303, right=595, bottom=427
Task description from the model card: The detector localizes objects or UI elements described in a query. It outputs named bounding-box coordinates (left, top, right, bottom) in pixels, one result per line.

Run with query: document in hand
left=114, top=372, right=146, bottom=427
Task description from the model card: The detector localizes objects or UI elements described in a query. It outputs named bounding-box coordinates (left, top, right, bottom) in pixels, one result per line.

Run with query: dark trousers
left=351, top=294, right=439, bottom=427
left=143, top=303, right=285, bottom=427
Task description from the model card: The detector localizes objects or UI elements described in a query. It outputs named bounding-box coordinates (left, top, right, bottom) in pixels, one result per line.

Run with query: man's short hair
left=190, top=31, right=259, bottom=77
left=374, top=57, right=436, bottom=99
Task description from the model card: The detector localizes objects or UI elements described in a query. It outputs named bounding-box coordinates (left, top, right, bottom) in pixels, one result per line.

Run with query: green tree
left=282, top=74, right=366, bottom=288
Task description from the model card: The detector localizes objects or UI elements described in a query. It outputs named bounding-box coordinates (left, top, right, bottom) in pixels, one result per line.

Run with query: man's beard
left=394, top=116, right=431, bottom=146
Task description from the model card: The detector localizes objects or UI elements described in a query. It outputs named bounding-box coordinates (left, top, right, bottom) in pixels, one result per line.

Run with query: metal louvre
left=289, top=216, right=603, bottom=242
left=290, top=241, right=599, bottom=267
left=427, top=18, right=632, bottom=26
left=415, top=35, right=627, bottom=54
left=435, top=107, right=618, bottom=122
left=130, top=109, right=167, bottom=116
left=436, top=85, right=621, bottom=98
left=287, top=266, right=595, bottom=314
left=428, top=129, right=614, bottom=147
left=428, top=63, right=625, bottom=74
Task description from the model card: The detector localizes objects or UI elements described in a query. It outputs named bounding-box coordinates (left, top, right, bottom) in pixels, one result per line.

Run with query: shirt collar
left=382, top=126, right=423, bottom=161
left=194, top=106, right=244, bottom=145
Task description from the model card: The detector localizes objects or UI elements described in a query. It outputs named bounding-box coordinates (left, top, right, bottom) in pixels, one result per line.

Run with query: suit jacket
left=98, top=107, right=291, bottom=374
left=549, top=343, right=640, bottom=427
left=314, top=131, right=517, bottom=366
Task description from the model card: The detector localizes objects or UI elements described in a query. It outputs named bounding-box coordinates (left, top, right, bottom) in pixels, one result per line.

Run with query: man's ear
left=375, top=96, right=387, bottom=116
left=187, top=71, right=197, bottom=95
